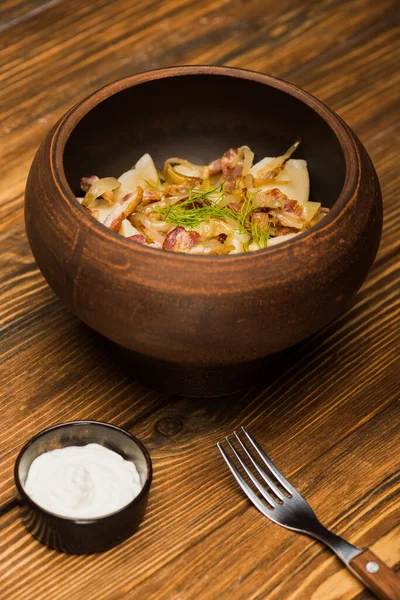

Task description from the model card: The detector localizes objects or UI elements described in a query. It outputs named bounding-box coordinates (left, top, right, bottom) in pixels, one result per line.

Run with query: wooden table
left=1, top=0, right=399, bottom=598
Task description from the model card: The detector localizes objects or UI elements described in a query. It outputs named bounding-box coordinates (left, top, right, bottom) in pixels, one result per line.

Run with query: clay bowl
left=25, top=66, right=382, bottom=396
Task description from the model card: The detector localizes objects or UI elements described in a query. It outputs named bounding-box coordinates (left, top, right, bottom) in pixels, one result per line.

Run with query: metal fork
left=218, top=427, right=400, bottom=600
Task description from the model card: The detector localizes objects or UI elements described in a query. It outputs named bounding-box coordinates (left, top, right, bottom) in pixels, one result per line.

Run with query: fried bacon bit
left=251, top=209, right=271, bottom=230
left=222, top=148, right=239, bottom=166
left=221, top=148, right=244, bottom=191
left=80, top=175, right=99, bottom=193
left=252, top=207, right=270, bottom=214
left=191, top=178, right=204, bottom=188
left=217, top=233, right=228, bottom=244
left=129, top=234, right=147, bottom=245
left=275, top=226, right=299, bottom=236
left=187, top=201, right=205, bottom=209
left=267, top=188, right=288, bottom=203
left=103, top=187, right=143, bottom=232
left=207, top=158, right=222, bottom=175
left=142, top=188, right=161, bottom=205
left=253, top=190, right=283, bottom=209
left=259, top=188, right=303, bottom=216
left=282, top=198, right=303, bottom=216
left=225, top=163, right=244, bottom=191
left=162, top=226, right=201, bottom=252
left=227, top=202, right=241, bottom=212
left=205, top=149, right=244, bottom=189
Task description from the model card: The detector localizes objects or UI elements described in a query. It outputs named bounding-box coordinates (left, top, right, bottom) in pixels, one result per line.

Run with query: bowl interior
left=63, top=73, right=346, bottom=209
left=17, top=422, right=151, bottom=493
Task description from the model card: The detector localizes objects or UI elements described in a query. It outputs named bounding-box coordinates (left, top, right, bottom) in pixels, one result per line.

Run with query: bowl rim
left=14, top=420, right=153, bottom=523
left=50, top=65, right=360, bottom=262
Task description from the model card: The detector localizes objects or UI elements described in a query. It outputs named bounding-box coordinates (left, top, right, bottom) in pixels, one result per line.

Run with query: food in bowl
left=24, top=443, right=143, bottom=519
left=77, top=141, right=329, bottom=254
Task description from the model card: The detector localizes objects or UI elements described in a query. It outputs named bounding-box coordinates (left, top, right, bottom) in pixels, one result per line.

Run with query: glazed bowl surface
left=25, top=66, right=382, bottom=395
left=14, top=421, right=152, bottom=553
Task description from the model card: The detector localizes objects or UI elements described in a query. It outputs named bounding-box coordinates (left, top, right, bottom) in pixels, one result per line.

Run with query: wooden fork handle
left=349, top=549, right=400, bottom=600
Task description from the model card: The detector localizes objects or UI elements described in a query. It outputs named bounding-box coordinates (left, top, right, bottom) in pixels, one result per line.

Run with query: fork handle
left=349, top=549, right=400, bottom=600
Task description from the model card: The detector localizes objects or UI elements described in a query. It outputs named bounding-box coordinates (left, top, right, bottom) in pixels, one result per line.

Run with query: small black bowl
left=14, top=421, right=152, bottom=554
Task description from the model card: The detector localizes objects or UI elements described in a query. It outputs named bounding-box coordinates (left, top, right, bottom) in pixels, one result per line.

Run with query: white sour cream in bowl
left=24, top=443, right=143, bottom=519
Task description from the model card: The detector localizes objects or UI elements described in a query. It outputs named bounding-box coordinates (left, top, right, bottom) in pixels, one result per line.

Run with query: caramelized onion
left=82, top=177, right=121, bottom=208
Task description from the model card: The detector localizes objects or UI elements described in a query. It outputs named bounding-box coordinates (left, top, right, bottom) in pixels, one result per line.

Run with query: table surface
left=1, top=0, right=399, bottom=599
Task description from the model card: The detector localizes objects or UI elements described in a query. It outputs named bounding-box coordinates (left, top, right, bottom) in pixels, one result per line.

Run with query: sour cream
left=24, top=443, right=142, bottom=519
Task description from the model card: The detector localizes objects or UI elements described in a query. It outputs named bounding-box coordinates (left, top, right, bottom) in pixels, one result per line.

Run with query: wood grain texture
left=0, top=0, right=399, bottom=599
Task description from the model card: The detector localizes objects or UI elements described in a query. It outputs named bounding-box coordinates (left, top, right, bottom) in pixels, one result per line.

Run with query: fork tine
left=233, top=431, right=285, bottom=501
left=217, top=442, right=271, bottom=518
left=225, top=437, right=277, bottom=506
left=241, top=427, right=296, bottom=496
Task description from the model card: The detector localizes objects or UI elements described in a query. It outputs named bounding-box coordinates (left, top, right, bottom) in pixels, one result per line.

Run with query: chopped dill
left=156, top=183, right=264, bottom=239
left=157, top=181, right=233, bottom=228
left=158, top=199, right=235, bottom=229
left=251, top=221, right=271, bottom=248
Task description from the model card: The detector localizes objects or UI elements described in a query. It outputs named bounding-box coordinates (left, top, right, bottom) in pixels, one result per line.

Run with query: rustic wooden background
left=0, top=0, right=399, bottom=599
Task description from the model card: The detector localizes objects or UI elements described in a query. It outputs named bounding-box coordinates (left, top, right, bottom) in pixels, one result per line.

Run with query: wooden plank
left=122, top=406, right=400, bottom=600
left=0, top=383, right=398, bottom=599
left=0, top=0, right=61, bottom=32
left=0, top=248, right=398, bottom=595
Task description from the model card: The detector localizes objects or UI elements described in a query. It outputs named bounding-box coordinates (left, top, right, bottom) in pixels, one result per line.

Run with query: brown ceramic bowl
left=14, top=421, right=152, bottom=554
left=25, top=66, right=382, bottom=396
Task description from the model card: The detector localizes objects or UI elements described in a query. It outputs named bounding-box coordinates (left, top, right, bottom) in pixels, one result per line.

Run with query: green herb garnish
left=250, top=220, right=271, bottom=249
left=156, top=182, right=266, bottom=251
left=157, top=181, right=236, bottom=228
